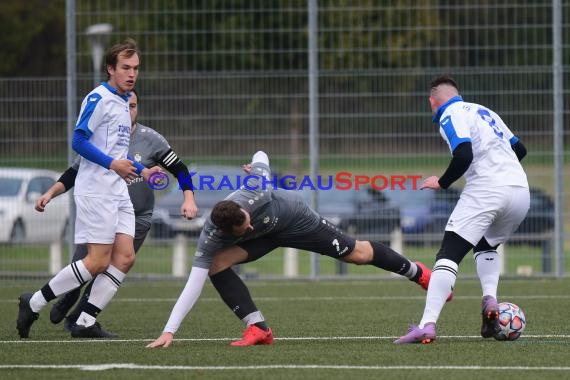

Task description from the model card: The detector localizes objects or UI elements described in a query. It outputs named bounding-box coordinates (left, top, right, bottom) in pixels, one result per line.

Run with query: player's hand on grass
left=146, top=332, right=174, bottom=348
left=111, top=159, right=139, bottom=181
left=420, top=176, right=441, bottom=190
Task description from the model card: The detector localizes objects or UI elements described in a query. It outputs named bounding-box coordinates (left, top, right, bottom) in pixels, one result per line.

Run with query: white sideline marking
left=121, top=294, right=570, bottom=302
left=0, top=363, right=569, bottom=371
left=2, top=334, right=570, bottom=344
left=2, top=294, right=570, bottom=304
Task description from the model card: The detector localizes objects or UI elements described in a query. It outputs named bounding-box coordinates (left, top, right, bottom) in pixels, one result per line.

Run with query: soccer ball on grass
left=494, top=302, right=526, bottom=341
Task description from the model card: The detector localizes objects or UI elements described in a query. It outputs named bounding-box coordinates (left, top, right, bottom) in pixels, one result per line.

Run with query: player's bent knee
left=341, top=250, right=368, bottom=265
left=209, top=261, right=234, bottom=276
left=341, top=241, right=372, bottom=265
left=111, top=250, right=136, bottom=272
left=82, top=259, right=111, bottom=276
left=210, top=246, right=247, bottom=274
left=209, top=253, right=244, bottom=275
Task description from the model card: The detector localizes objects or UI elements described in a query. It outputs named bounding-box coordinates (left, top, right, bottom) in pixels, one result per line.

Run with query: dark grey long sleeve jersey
left=161, top=151, right=321, bottom=334
left=192, top=155, right=319, bottom=269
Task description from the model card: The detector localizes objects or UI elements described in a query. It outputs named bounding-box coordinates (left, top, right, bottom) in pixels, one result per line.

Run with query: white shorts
left=446, top=186, right=530, bottom=246
left=74, top=195, right=135, bottom=244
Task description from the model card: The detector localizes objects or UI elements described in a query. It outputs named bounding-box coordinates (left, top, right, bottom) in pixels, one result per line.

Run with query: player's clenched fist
left=141, top=165, right=162, bottom=182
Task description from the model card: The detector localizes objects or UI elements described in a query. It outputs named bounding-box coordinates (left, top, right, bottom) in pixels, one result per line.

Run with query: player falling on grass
left=394, top=75, right=529, bottom=344
left=34, top=89, right=198, bottom=337
left=16, top=39, right=162, bottom=339
left=147, top=150, right=452, bottom=348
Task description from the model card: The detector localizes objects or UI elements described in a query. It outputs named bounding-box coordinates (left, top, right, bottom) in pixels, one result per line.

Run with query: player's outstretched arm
left=145, top=266, right=210, bottom=348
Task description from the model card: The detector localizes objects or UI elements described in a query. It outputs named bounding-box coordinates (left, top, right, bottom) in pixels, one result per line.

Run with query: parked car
left=151, top=165, right=251, bottom=238
left=299, top=185, right=401, bottom=239
left=378, top=181, right=554, bottom=243
left=515, top=187, right=555, bottom=243
left=378, top=181, right=459, bottom=236
left=0, top=168, right=70, bottom=243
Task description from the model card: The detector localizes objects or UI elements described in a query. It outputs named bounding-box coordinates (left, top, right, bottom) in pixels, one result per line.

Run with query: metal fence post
left=172, top=234, right=187, bottom=277
left=49, top=241, right=62, bottom=275
left=284, top=248, right=299, bottom=278
left=308, top=0, right=320, bottom=279
left=552, top=0, right=565, bottom=277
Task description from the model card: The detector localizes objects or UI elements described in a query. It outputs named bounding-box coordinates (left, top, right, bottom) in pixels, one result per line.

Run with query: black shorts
left=238, top=217, right=356, bottom=263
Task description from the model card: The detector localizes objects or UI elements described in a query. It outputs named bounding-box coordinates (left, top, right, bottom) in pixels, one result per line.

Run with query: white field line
left=2, top=294, right=570, bottom=304
left=1, top=334, right=570, bottom=344
left=0, top=363, right=569, bottom=371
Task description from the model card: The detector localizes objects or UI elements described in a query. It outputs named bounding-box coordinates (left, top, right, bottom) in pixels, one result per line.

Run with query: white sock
left=29, top=260, right=92, bottom=313
left=475, top=250, right=500, bottom=298
left=419, top=259, right=458, bottom=328
left=403, top=262, right=418, bottom=279
left=243, top=311, right=265, bottom=326
left=29, top=292, right=48, bottom=313
left=77, top=265, right=126, bottom=327
left=76, top=311, right=97, bottom=327
left=88, top=265, right=126, bottom=309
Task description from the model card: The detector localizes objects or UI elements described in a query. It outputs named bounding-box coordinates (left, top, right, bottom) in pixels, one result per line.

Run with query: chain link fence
left=0, top=0, right=568, bottom=279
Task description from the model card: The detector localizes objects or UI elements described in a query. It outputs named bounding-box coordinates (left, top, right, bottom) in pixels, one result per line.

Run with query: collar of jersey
left=432, top=95, right=463, bottom=124
left=101, top=81, right=131, bottom=101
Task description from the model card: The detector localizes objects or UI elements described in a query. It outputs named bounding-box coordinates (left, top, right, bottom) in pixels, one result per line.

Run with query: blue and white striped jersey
left=434, top=96, right=528, bottom=190
left=73, top=82, right=132, bottom=199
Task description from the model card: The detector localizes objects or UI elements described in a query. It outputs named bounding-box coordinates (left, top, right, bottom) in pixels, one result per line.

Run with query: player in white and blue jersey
left=395, top=75, right=530, bottom=344
left=34, top=90, right=198, bottom=337
left=17, top=39, right=161, bottom=339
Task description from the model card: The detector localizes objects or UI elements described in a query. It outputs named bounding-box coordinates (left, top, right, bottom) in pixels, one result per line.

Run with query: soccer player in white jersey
left=17, top=39, right=161, bottom=339
left=34, top=90, right=199, bottom=337
left=394, top=75, right=530, bottom=344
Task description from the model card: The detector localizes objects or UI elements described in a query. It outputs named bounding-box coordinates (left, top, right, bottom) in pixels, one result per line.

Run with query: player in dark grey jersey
left=147, top=151, right=447, bottom=348
left=35, top=90, right=198, bottom=338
